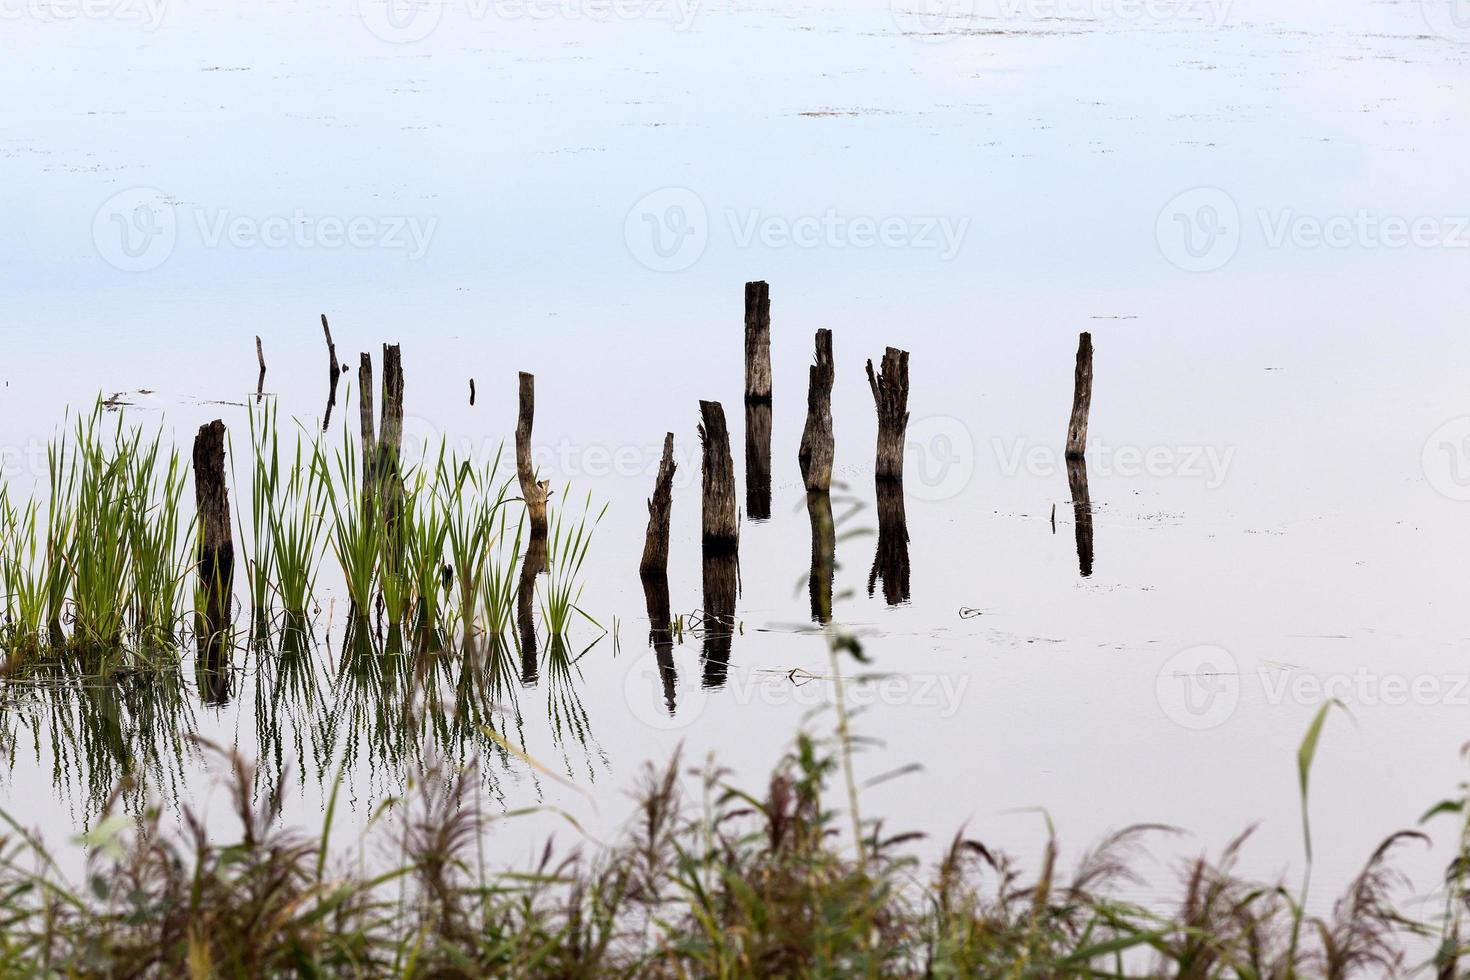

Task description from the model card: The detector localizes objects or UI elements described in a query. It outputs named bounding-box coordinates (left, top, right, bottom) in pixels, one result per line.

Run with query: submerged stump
left=640, top=433, right=677, bottom=577
left=744, top=280, right=772, bottom=402
left=866, top=346, right=910, bottom=482
left=799, top=328, right=835, bottom=492
left=1066, top=331, right=1093, bottom=459
left=699, top=400, right=738, bottom=552
left=517, top=371, right=550, bottom=539
left=192, top=419, right=233, bottom=638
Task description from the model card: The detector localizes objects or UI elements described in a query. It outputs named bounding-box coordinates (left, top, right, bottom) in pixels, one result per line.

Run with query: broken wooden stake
left=698, top=400, right=738, bottom=551
left=358, top=351, right=377, bottom=515
left=516, top=371, right=550, bottom=539
left=744, top=280, right=771, bottom=402
left=744, top=401, right=771, bottom=522
left=1065, top=331, right=1093, bottom=459
left=469, top=378, right=476, bottom=406
left=254, top=336, right=266, bottom=401
left=1068, top=457, right=1094, bottom=578
left=377, top=345, right=405, bottom=558
left=640, top=433, right=677, bottom=577
left=807, top=491, right=834, bottom=624
left=192, top=419, right=233, bottom=639
left=866, top=346, right=910, bottom=481
left=799, top=328, right=835, bottom=492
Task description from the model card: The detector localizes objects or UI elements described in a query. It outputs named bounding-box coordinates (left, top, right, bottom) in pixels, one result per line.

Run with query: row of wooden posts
left=191, top=282, right=1096, bottom=646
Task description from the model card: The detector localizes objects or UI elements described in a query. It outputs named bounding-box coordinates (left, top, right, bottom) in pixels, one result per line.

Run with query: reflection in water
left=8, top=660, right=193, bottom=821
left=1067, top=457, right=1094, bottom=578
left=642, top=573, right=677, bottom=715
left=745, top=401, right=772, bottom=522
left=807, top=492, right=835, bottom=624
left=701, top=550, right=739, bottom=689
left=195, top=629, right=234, bottom=707
left=517, top=531, right=548, bottom=683
left=869, top=480, right=910, bottom=606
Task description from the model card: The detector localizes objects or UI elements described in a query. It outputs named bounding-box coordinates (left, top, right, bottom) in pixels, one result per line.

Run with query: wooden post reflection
left=1067, top=457, right=1094, bottom=578
left=642, top=572, right=677, bottom=715
left=701, top=551, right=739, bottom=689
left=869, top=479, right=910, bottom=606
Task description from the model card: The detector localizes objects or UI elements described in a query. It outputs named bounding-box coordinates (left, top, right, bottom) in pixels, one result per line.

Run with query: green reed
left=317, top=431, right=379, bottom=620
left=267, top=430, right=326, bottom=622
left=240, top=399, right=280, bottom=622
left=539, top=485, right=606, bottom=638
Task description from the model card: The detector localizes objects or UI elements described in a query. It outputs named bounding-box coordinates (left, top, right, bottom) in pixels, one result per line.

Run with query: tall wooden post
left=358, top=351, right=376, bottom=514
left=799, top=329, right=835, bottom=492
left=192, top=420, right=233, bottom=638
left=640, top=433, right=677, bottom=577
left=744, top=281, right=771, bottom=402
left=866, top=346, right=910, bottom=481
left=699, top=400, right=738, bottom=551
left=1066, top=331, right=1093, bottom=459
left=254, top=336, right=266, bottom=401
left=516, top=371, right=550, bottom=539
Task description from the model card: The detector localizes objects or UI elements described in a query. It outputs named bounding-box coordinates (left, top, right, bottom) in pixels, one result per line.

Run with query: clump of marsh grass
left=538, top=485, right=607, bottom=639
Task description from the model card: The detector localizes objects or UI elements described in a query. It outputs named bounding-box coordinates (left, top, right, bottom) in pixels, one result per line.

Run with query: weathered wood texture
left=192, top=419, right=233, bottom=636
left=1067, top=457, right=1094, bottom=578
left=744, top=280, right=772, bottom=402
left=358, top=351, right=376, bottom=512
left=866, top=346, right=910, bottom=481
left=869, top=478, right=910, bottom=606
left=798, top=329, right=835, bottom=492
left=807, top=491, right=834, bottom=625
left=516, top=371, right=550, bottom=537
left=698, top=400, right=739, bottom=551
left=640, top=433, right=677, bottom=576
left=744, top=401, right=771, bottom=522
left=376, top=345, right=406, bottom=562
left=1065, top=331, right=1093, bottom=459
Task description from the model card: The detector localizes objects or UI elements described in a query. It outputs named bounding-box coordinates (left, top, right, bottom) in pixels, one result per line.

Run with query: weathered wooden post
left=640, top=433, right=677, bottom=577
left=866, top=347, right=909, bottom=481
left=1067, top=457, right=1094, bottom=578
left=807, top=491, right=834, bottom=624
left=1065, top=331, right=1093, bottom=459
left=699, top=400, right=738, bottom=551
left=377, top=344, right=404, bottom=520
left=358, top=351, right=376, bottom=513
left=869, top=478, right=910, bottom=606
left=799, top=329, right=835, bottom=492
left=192, top=419, right=233, bottom=638
left=516, top=371, right=550, bottom=539
left=254, top=336, right=266, bottom=401
left=469, top=378, right=476, bottom=406
left=744, top=401, right=771, bottom=522
left=744, top=281, right=771, bottom=402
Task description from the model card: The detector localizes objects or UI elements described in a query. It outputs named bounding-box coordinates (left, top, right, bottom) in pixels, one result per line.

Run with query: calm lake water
left=4, top=0, right=1470, bottom=919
